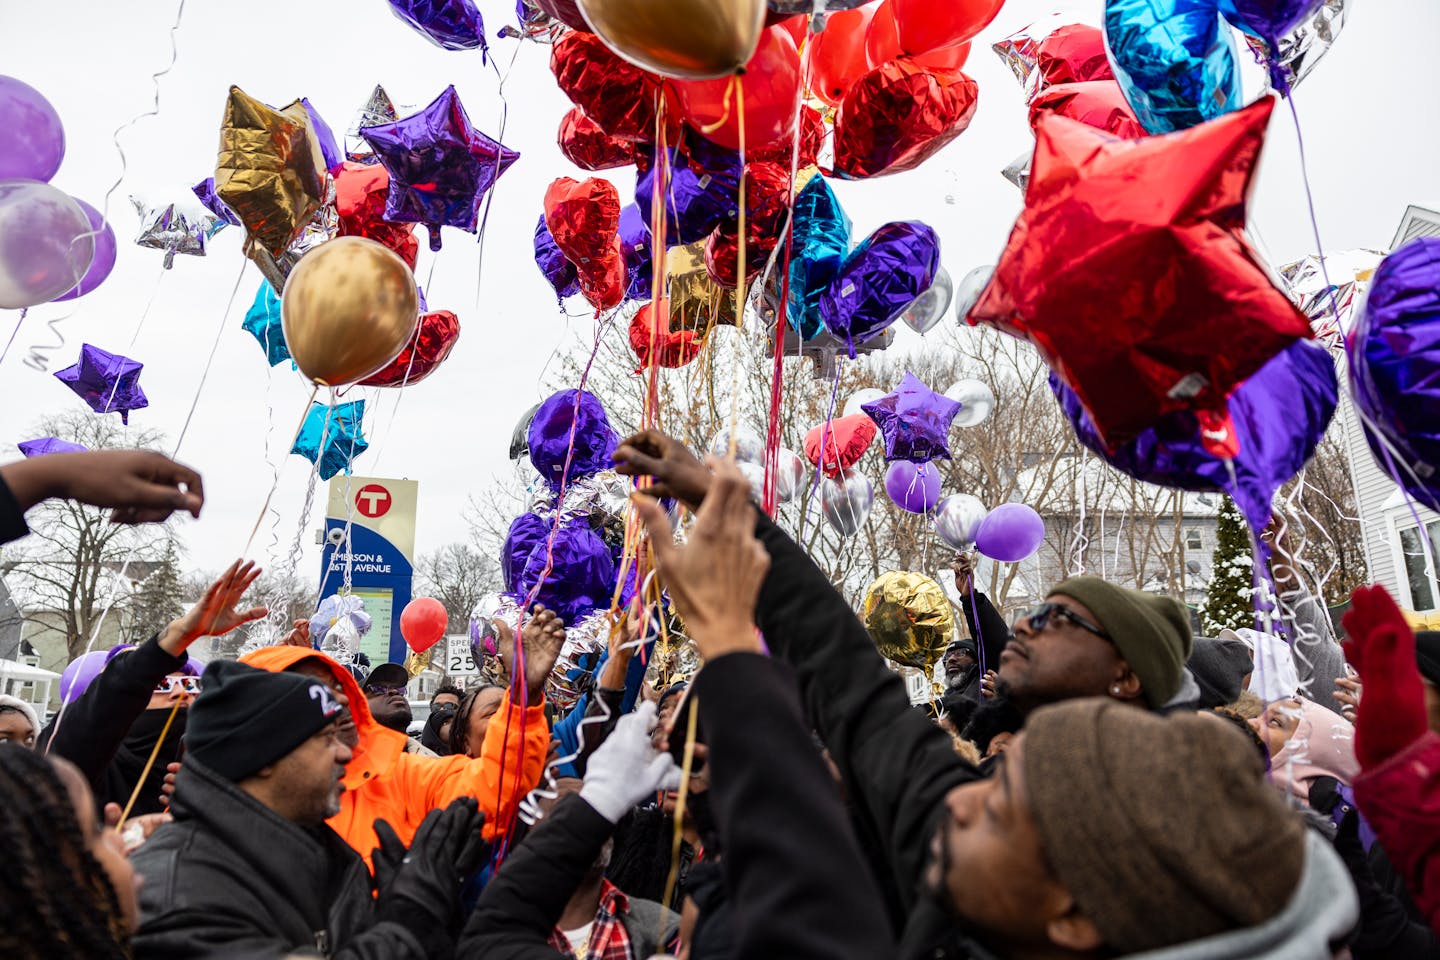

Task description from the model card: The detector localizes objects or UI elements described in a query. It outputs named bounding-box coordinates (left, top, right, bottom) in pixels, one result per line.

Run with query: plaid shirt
left=548, top=880, right=634, bottom=960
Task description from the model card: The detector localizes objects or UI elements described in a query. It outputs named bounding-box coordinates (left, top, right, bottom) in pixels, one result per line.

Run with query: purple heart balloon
left=527, top=389, right=618, bottom=490
left=534, top=214, right=581, bottom=299
left=821, top=221, right=940, bottom=356
left=636, top=144, right=740, bottom=246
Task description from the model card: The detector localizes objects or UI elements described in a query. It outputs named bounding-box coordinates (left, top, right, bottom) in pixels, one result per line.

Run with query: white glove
left=581, top=701, right=682, bottom=823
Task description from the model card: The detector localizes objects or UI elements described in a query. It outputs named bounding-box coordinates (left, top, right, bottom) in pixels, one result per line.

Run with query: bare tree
left=2, top=412, right=177, bottom=660
left=1277, top=432, right=1367, bottom=606
left=415, top=542, right=501, bottom=629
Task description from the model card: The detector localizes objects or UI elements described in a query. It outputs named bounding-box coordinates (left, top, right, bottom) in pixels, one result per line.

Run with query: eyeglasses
left=1014, top=602, right=1110, bottom=641
left=154, top=675, right=201, bottom=696
left=365, top=684, right=407, bottom=698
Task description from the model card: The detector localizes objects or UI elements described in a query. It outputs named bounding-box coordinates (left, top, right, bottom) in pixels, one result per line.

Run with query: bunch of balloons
left=0, top=76, right=116, bottom=309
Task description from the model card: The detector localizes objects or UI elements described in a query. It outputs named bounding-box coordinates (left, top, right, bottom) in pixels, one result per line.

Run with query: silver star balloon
left=130, top=193, right=228, bottom=268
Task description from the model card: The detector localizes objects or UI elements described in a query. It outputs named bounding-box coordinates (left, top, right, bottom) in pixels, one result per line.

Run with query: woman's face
left=57, top=759, right=140, bottom=932
left=465, top=688, right=506, bottom=758
left=1248, top=699, right=1302, bottom=757
left=0, top=708, right=37, bottom=748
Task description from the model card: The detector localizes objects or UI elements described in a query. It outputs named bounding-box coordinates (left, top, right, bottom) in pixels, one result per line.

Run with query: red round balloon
left=770, top=12, right=809, bottom=46
left=704, top=226, right=776, bottom=289
left=804, top=414, right=876, bottom=477
left=1028, top=81, right=1147, bottom=140
left=675, top=26, right=801, bottom=151
left=747, top=104, right=825, bottom=168
left=558, top=108, right=638, bottom=171
left=335, top=161, right=418, bottom=270
left=359, top=310, right=461, bottom=387
left=891, top=0, right=1002, bottom=54
left=865, top=0, right=901, bottom=66
left=537, top=0, right=589, bottom=32
left=630, top=304, right=704, bottom=368
left=832, top=60, right=978, bottom=179
left=806, top=4, right=877, bottom=106
left=400, top=597, right=448, bottom=653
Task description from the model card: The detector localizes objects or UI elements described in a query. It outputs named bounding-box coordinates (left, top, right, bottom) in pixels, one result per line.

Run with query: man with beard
left=130, top=661, right=487, bottom=959
left=40, top=559, right=266, bottom=818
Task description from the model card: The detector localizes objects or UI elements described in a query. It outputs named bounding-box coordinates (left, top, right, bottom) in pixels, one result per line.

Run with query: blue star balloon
left=242, top=281, right=291, bottom=366
left=1105, top=0, right=1242, bottom=133
left=292, top=400, right=368, bottom=480
left=862, top=371, right=963, bottom=463
left=360, top=85, right=519, bottom=251
left=54, top=344, right=149, bottom=424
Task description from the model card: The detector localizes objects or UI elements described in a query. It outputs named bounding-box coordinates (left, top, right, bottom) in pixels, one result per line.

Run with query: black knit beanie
left=1047, top=577, right=1193, bottom=707
left=186, top=660, right=346, bottom=782
left=1416, top=632, right=1440, bottom=687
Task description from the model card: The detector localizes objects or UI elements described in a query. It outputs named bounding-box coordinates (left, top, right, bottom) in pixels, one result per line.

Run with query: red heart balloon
left=576, top=237, right=627, bottom=311
left=551, top=32, right=680, bottom=143
left=558, top=107, right=639, bottom=171
left=630, top=304, right=704, bottom=368
left=359, top=310, right=460, bottom=387
left=804, top=414, right=876, bottom=477
left=544, top=176, right=621, bottom=268
left=1030, top=24, right=1113, bottom=95
left=832, top=60, right=978, bottom=179
left=1028, top=80, right=1147, bottom=140
left=747, top=104, right=825, bottom=169
left=335, top=161, right=419, bottom=269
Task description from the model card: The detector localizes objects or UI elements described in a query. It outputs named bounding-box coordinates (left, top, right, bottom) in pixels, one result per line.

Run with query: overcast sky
left=2, top=0, right=1437, bottom=583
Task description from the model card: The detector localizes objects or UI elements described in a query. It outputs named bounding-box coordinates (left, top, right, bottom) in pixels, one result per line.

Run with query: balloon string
left=242, top=384, right=321, bottom=558
left=115, top=699, right=182, bottom=830
left=797, top=362, right=843, bottom=543
left=0, top=309, right=27, bottom=368
left=726, top=77, right=747, bottom=460
left=661, top=697, right=701, bottom=913
left=474, top=39, right=524, bottom=309
left=171, top=260, right=246, bottom=457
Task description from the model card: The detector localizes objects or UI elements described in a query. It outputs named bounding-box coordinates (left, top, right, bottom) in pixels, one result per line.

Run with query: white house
left=1343, top=205, right=1440, bottom=616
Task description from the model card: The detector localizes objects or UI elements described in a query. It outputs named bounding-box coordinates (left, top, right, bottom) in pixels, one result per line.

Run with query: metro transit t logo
left=355, top=483, right=392, bottom=519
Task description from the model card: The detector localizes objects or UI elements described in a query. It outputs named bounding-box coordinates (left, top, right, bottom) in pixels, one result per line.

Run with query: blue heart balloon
left=1104, top=0, right=1243, bottom=133
left=786, top=175, right=851, bottom=341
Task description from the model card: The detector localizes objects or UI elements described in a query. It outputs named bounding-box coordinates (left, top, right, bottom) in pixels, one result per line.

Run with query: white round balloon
left=0, top=180, right=94, bottom=309
left=774, top=448, right=807, bottom=503
left=842, top=388, right=886, bottom=419
left=945, top=379, right=996, bottom=428
left=901, top=266, right=953, bottom=336
left=952, top=264, right=995, bottom=324
left=709, top=426, right=765, bottom=466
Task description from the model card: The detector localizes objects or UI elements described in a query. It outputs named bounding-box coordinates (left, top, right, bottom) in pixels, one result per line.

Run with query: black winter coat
left=39, top=634, right=185, bottom=817
left=751, top=513, right=984, bottom=959
left=0, top=476, right=28, bottom=545
left=130, top=758, right=428, bottom=959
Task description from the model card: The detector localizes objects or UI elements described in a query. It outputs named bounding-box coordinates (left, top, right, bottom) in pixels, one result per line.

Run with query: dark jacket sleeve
left=573, top=685, right=625, bottom=778
left=39, top=634, right=183, bottom=794
left=695, top=652, right=896, bottom=960
left=959, top=591, right=1010, bottom=674
left=0, top=475, right=28, bottom=545
left=458, top=793, right=614, bottom=959
left=751, top=511, right=977, bottom=925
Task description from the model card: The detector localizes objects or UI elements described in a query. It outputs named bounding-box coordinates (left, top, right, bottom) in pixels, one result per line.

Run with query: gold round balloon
left=281, top=237, right=420, bottom=386
left=667, top=241, right=735, bottom=333
left=576, top=0, right=766, bottom=80
left=862, top=571, right=956, bottom=670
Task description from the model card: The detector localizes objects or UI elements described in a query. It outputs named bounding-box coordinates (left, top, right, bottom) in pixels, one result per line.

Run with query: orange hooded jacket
left=240, top=646, right=548, bottom=866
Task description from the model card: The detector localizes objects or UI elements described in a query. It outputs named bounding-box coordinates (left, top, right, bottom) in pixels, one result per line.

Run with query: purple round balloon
left=821, top=221, right=940, bottom=356
left=51, top=198, right=116, bottom=301
left=1349, top=237, right=1440, bottom=513
left=975, top=503, right=1046, bottom=563
left=1218, top=0, right=1320, bottom=43
left=636, top=144, right=740, bottom=246
left=618, top=204, right=653, bottom=301
left=534, top=214, right=581, bottom=299
left=1055, top=338, right=1337, bottom=530
left=502, top=512, right=550, bottom=594
left=527, top=389, right=619, bottom=489
left=0, top=75, right=65, bottom=182
left=515, top=521, right=617, bottom=625
left=884, top=460, right=943, bottom=514
left=59, top=649, right=109, bottom=703
left=386, top=0, right=488, bottom=50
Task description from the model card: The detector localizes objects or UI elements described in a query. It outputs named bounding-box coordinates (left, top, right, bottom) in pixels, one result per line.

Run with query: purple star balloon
left=54, top=344, right=149, bottom=424
left=862, top=371, right=963, bottom=463
left=301, top=98, right=344, bottom=174
left=360, top=85, right=519, bottom=251
left=191, top=177, right=242, bottom=226
left=1054, top=339, right=1337, bottom=530
left=18, top=437, right=87, bottom=457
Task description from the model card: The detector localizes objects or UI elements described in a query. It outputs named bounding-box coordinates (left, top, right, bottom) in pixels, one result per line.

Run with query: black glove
left=376, top=797, right=486, bottom=957
left=370, top=818, right=410, bottom=901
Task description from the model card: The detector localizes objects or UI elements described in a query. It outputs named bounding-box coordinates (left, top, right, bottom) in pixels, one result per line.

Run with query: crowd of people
left=1, top=436, right=1439, bottom=959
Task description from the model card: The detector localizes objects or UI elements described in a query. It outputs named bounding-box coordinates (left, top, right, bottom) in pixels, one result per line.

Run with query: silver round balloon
left=952, top=265, right=995, bottom=324
left=737, top=460, right=767, bottom=501
left=709, top=426, right=765, bottom=466
left=944, top=379, right=996, bottom=428
left=774, top=448, right=807, bottom=504
left=820, top=468, right=875, bottom=537
left=841, top=388, right=886, bottom=419
left=933, top=494, right=989, bottom=551
left=901, top=266, right=953, bottom=336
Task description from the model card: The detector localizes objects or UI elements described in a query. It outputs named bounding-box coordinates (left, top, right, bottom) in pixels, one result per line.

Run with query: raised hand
left=497, top=605, right=567, bottom=701
left=2, top=449, right=204, bottom=523
left=157, top=560, right=266, bottom=655
left=1341, top=584, right=1428, bottom=768
left=613, top=429, right=712, bottom=511
left=632, top=458, right=769, bottom=660
left=951, top=553, right=975, bottom=597
left=280, top=618, right=311, bottom=648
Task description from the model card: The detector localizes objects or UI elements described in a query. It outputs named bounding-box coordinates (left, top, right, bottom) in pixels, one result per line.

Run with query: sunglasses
left=364, top=684, right=408, bottom=698
left=1014, top=602, right=1110, bottom=641
left=154, top=675, right=202, bottom=696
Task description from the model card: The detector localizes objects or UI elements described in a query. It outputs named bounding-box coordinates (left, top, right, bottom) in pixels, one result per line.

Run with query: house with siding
left=1343, top=205, right=1440, bottom=616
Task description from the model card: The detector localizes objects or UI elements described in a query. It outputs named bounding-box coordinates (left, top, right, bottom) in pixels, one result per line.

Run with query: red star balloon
left=968, top=95, right=1311, bottom=451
